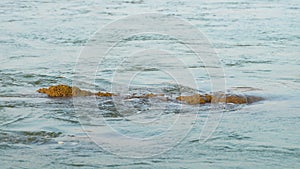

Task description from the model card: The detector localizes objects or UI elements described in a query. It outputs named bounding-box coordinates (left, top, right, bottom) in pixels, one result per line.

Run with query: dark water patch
left=0, top=102, right=17, bottom=108
left=256, top=69, right=272, bottom=72
left=12, top=28, right=89, bottom=46
left=41, top=99, right=75, bottom=111
left=0, top=93, right=46, bottom=99
left=120, top=66, right=161, bottom=72
left=0, top=144, right=16, bottom=150
left=9, top=55, right=40, bottom=60
left=124, top=34, right=177, bottom=41
left=102, top=112, right=123, bottom=118
left=0, top=39, right=16, bottom=44
left=206, top=131, right=252, bottom=142
left=244, top=60, right=273, bottom=64
left=5, top=19, right=24, bottom=22
left=52, top=117, right=79, bottom=124
left=43, top=109, right=79, bottom=124
left=0, top=100, right=38, bottom=110
left=288, top=6, right=299, bottom=10
left=50, top=116, right=79, bottom=124
left=122, top=0, right=144, bottom=4
left=0, top=97, right=56, bottom=110
left=0, top=130, right=62, bottom=145
left=0, top=115, right=30, bottom=126
left=229, top=87, right=262, bottom=92
left=243, top=144, right=300, bottom=158
left=62, top=163, right=89, bottom=167
left=53, top=38, right=88, bottom=46
left=227, top=133, right=251, bottom=140
left=21, top=131, right=61, bottom=137
left=234, top=43, right=267, bottom=47
left=225, top=59, right=273, bottom=67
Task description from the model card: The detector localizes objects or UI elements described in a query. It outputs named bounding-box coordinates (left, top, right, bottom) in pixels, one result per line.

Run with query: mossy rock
left=37, top=85, right=116, bottom=97
left=37, top=85, right=93, bottom=97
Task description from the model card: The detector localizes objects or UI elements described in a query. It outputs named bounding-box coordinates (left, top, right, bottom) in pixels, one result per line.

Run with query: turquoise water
left=1, top=0, right=299, bottom=168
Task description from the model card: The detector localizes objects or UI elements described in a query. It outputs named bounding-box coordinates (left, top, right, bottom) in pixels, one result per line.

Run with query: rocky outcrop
left=176, top=93, right=264, bottom=104
left=37, top=85, right=263, bottom=104
left=37, top=85, right=113, bottom=97
left=176, top=94, right=210, bottom=104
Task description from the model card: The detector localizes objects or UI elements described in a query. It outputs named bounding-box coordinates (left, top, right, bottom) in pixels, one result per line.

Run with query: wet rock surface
left=37, top=85, right=264, bottom=104
left=176, top=94, right=209, bottom=104
left=95, top=91, right=115, bottom=97
left=176, top=93, right=264, bottom=104
left=37, top=85, right=112, bottom=97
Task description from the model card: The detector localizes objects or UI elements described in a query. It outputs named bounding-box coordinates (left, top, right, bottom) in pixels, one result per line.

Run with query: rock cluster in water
left=37, top=85, right=263, bottom=104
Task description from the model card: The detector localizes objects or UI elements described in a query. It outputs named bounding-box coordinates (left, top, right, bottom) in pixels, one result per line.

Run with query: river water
left=0, top=0, right=299, bottom=168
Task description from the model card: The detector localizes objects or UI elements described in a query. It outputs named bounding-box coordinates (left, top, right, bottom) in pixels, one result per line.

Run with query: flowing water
left=0, top=0, right=299, bottom=168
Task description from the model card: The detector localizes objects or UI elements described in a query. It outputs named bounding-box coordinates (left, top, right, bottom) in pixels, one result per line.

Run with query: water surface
left=0, top=0, right=299, bottom=168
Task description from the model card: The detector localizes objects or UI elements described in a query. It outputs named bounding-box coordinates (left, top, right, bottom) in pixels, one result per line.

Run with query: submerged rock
left=176, top=94, right=209, bottom=104
left=176, top=93, right=263, bottom=104
left=37, top=85, right=264, bottom=104
left=95, top=91, right=115, bottom=97
left=71, top=86, right=94, bottom=96
left=126, top=93, right=165, bottom=99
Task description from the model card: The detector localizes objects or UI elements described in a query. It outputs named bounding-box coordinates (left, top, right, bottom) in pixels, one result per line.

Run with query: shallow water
left=1, top=0, right=299, bottom=168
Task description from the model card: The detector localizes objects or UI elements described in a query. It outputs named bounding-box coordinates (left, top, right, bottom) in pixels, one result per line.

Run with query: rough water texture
left=0, top=131, right=62, bottom=145
left=1, top=0, right=299, bottom=168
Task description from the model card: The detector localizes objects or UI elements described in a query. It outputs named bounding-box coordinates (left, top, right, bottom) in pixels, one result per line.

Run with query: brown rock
left=204, top=94, right=212, bottom=102
left=95, top=92, right=115, bottom=97
left=177, top=93, right=263, bottom=104
left=211, top=94, right=247, bottom=104
left=244, top=95, right=264, bottom=103
left=37, top=85, right=263, bottom=104
left=37, top=85, right=93, bottom=97
left=176, top=94, right=207, bottom=104
left=211, top=94, right=264, bottom=104
left=37, top=85, right=73, bottom=97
